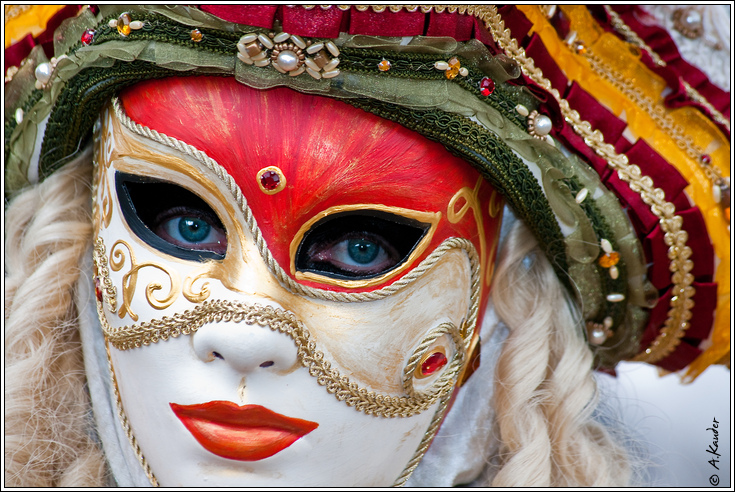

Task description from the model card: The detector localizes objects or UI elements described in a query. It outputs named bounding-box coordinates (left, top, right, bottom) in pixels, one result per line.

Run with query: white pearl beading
left=237, top=31, right=340, bottom=80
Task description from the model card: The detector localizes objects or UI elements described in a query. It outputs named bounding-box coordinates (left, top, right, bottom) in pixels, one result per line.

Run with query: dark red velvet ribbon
left=606, top=6, right=730, bottom=138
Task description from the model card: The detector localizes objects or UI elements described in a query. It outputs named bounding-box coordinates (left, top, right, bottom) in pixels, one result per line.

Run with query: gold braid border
left=99, top=298, right=465, bottom=418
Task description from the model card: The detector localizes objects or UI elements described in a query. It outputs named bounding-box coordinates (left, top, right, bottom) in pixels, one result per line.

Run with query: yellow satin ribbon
left=4, top=4, right=66, bottom=48
left=517, top=5, right=730, bottom=380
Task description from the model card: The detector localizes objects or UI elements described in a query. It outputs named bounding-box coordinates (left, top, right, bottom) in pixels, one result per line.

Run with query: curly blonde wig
left=4, top=151, right=109, bottom=486
left=489, top=218, right=631, bottom=486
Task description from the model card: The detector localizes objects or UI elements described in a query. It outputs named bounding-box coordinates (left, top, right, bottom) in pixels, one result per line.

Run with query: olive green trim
left=344, top=98, right=571, bottom=290
left=94, top=13, right=240, bottom=54
left=39, top=61, right=198, bottom=180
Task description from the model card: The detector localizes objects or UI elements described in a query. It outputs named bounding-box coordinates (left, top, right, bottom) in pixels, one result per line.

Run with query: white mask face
left=92, top=77, right=502, bottom=486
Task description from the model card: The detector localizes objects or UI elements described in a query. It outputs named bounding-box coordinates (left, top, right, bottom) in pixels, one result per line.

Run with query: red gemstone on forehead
left=479, top=77, right=495, bottom=96
left=260, top=170, right=281, bottom=190
left=94, top=277, right=103, bottom=303
left=81, top=29, right=95, bottom=45
left=420, top=351, right=448, bottom=376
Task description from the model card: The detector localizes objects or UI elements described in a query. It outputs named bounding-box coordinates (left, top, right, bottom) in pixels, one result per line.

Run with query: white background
left=599, top=361, right=731, bottom=487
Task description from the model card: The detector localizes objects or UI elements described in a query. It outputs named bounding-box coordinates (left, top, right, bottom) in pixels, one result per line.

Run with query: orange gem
left=117, top=13, right=131, bottom=36
left=445, top=56, right=460, bottom=79
left=598, top=251, right=620, bottom=268
left=378, top=59, right=391, bottom=72
left=190, top=29, right=203, bottom=42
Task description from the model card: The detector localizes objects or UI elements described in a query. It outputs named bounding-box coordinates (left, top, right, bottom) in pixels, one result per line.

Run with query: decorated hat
left=4, top=5, right=730, bottom=380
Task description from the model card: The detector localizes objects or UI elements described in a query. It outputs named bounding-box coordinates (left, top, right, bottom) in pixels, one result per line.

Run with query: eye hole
left=295, top=211, right=430, bottom=280
left=115, top=172, right=227, bottom=261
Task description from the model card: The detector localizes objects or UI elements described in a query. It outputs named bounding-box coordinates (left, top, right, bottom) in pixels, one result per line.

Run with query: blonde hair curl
left=489, top=217, right=631, bottom=486
left=4, top=150, right=109, bottom=486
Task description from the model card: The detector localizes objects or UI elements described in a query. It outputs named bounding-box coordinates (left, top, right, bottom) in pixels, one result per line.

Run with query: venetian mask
left=92, top=76, right=502, bottom=486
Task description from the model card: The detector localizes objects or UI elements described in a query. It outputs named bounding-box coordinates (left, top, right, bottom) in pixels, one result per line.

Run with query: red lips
left=170, top=401, right=318, bottom=461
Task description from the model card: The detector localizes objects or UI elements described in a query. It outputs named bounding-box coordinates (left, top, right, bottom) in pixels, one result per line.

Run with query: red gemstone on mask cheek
left=421, top=351, right=448, bottom=376
left=260, top=170, right=281, bottom=190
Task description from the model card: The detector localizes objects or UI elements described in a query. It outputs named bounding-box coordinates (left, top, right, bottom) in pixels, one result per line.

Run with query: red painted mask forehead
left=119, top=76, right=501, bottom=293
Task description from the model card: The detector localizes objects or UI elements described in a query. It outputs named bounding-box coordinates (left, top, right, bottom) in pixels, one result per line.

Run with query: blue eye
left=347, top=238, right=380, bottom=264
left=116, top=173, right=228, bottom=261
left=157, top=212, right=226, bottom=254
left=295, top=212, right=431, bottom=280
left=178, top=217, right=211, bottom=243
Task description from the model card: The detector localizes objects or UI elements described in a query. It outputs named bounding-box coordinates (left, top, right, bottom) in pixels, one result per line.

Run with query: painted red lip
left=170, top=401, right=318, bottom=461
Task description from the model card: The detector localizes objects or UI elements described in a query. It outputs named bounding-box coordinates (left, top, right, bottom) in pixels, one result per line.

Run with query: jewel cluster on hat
left=4, top=5, right=729, bottom=380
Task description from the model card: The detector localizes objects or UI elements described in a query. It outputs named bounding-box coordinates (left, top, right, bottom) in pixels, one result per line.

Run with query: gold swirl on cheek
left=109, top=240, right=181, bottom=322
left=182, top=265, right=213, bottom=303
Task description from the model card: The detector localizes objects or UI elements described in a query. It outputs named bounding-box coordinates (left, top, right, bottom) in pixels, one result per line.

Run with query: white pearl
left=434, top=61, right=449, bottom=70
left=323, top=58, right=340, bottom=71
left=129, top=20, right=144, bottom=30
left=322, top=69, right=340, bottom=79
left=575, top=188, right=589, bottom=204
left=603, top=316, right=613, bottom=329
left=306, top=42, right=324, bottom=54
left=306, top=67, right=322, bottom=79
left=288, top=66, right=306, bottom=77
left=600, top=238, right=613, bottom=254
left=609, top=265, right=619, bottom=280
left=606, top=293, right=625, bottom=303
left=237, top=53, right=253, bottom=65
left=254, top=58, right=270, bottom=67
left=459, top=67, right=469, bottom=77
left=291, top=35, right=306, bottom=49
left=712, top=183, right=722, bottom=203
left=515, top=104, right=529, bottom=117
left=326, top=41, right=340, bottom=57
left=258, top=33, right=274, bottom=49
left=108, top=19, right=118, bottom=28
left=274, top=32, right=291, bottom=43
left=35, top=62, right=52, bottom=85
left=589, top=326, right=607, bottom=345
left=684, top=9, right=702, bottom=27
left=533, top=114, right=552, bottom=136
left=240, top=33, right=258, bottom=44
left=305, top=58, right=320, bottom=71
left=276, top=50, right=300, bottom=71
left=15, top=108, right=23, bottom=124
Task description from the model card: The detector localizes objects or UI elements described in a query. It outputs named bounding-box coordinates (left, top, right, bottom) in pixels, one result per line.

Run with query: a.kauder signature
left=706, top=417, right=720, bottom=486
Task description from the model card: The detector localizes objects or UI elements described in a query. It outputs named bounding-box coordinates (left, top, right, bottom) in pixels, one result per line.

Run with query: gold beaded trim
left=603, top=5, right=730, bottom=133
left=93, top=237, right=118, bottom=312
left=471, top=5, right=694, bottom=363
left=583, top=51, right=725, bottom=188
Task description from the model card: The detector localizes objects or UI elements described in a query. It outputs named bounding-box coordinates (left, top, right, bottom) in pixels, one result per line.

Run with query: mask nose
left=191, top=307, right=299, bottom=374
